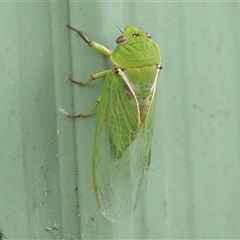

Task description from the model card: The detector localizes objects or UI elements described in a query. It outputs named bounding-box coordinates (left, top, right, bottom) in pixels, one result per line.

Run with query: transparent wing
left=132, top=89, right=158, bottom=211
left=92, top=67, right=159, bottom=222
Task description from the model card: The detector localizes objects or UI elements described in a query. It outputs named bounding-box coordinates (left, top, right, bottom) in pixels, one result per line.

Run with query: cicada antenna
left=114, top=23, right=123, bottom=33
left=140, top=18, right=148, bottom=29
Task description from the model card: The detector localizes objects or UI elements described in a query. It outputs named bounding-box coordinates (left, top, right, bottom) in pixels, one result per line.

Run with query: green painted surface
left=1, top=1, right=240, bottom=239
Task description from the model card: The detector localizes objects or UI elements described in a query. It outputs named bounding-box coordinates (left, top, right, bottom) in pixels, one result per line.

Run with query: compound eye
left=116, top=36, right=126, bottom=44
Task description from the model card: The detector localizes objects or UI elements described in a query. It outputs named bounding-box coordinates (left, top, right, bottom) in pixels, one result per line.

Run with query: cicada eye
left=146, top=32, right=151, bottom=39
left=116, top=36, right=126, bottom=44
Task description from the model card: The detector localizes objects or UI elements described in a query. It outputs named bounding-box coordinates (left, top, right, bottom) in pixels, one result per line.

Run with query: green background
left=1, top=1, right=240, bottom=239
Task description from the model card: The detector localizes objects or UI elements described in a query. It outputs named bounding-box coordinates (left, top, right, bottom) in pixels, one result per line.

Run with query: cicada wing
left=129, top=65, right=160, bottom=210
left=132, top=90, right=158, bottom=211
left=92, top=66, right=160, bottom=222
left=92, top=70, right=142, bottom=222
left=129, top=64, right=161, bottom=211
left=93, top=134, right=142, bottom=222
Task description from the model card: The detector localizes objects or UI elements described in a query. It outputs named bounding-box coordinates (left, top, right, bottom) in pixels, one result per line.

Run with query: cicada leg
left=67, top=96, right=101, bottom=118
left=68, top=70, right=110, bottom=86
left=67, top=24, right=112, bottom=56
left=67, top=24, right=112, bottom=118
left=67, top=70, right=108, bottom=118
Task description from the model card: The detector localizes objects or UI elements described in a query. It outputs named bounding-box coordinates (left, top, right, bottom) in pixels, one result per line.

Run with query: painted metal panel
left=0, top=1, right=240, bottom=239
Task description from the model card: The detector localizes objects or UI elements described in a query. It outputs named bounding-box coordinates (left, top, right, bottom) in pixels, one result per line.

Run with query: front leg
left=67, top=24, right=112, bottom=56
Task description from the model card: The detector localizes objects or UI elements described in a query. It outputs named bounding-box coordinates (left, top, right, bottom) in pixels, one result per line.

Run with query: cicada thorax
left=105, top=64, right=158, bottom=159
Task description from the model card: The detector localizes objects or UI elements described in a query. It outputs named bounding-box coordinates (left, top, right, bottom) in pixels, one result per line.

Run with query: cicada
left=67, top=24, right=162, bottom=222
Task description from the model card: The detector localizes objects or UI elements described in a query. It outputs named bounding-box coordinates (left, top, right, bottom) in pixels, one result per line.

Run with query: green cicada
left=67, top=24, right=162, bottom=222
